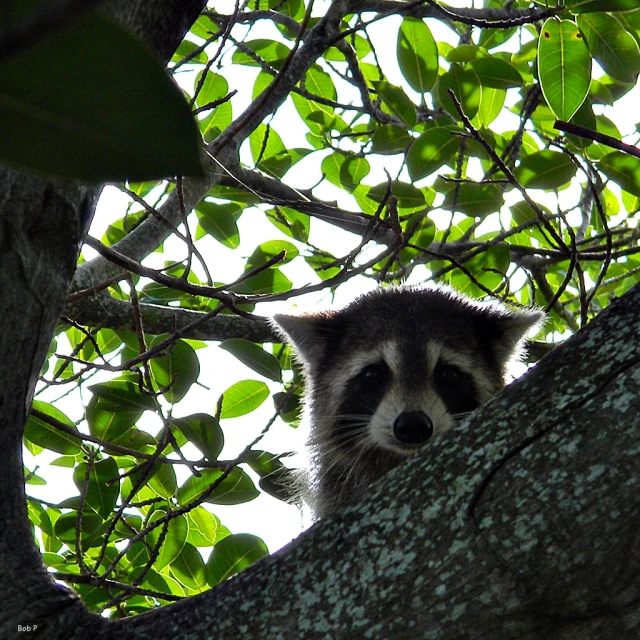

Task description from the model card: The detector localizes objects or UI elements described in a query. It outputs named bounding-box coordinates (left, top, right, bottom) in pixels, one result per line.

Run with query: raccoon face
left=336, top=341, right=486, bottom=455
left=332, top=340, right=491, bottom=459
left=272, top=284, right=544, bottom=517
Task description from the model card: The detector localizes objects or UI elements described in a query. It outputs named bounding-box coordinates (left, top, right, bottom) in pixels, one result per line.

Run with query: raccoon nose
left=393, top=411, right=434, bottom=445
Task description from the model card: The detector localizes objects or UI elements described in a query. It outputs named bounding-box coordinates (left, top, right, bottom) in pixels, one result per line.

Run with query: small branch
left=554, top=120, right=640, bottom=159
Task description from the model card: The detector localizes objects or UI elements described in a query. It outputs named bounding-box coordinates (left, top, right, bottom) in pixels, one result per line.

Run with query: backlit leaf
left=219, top=380, right=270, bottom=418
left=0, top=8, right=202, bottom=180
left=538, top=19, right=591, bottom=120
left=173, top=414, right=224, bottom=462
left=442, top=182, right=504, bottom=217
left=515, top=150, right=577, bottom=189
left=220, top=340, right=282, bottom=382
left=72, top=458, right=119, bottom=519
left=406, top=127, right=459, bottom=181
left=577, top=12, right=640, bottom=83
left=437, top=65, right=481, bottom=120
left=177, top=468, right=259, bottom=505
left=149, top=337, right=200, bottom=404
left=205, top=533, right=269, bottom=586
left=397, top=18, right=439, bottom=93
left=25, top=402, right=82, bottom=455
left=599, top=151, right=640, bottom=197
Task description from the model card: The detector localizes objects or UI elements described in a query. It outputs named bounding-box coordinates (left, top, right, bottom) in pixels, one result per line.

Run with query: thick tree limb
left=30, top=282, right=640, bottom=640
left=64, top=293, right=276, bottom=342
left=106, top=282, right=638, bottom=640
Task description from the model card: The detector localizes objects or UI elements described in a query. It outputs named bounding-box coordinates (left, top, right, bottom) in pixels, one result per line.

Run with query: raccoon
left=273, top=284, right=544, bottom=518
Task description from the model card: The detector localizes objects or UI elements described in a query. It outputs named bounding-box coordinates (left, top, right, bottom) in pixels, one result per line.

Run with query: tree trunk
left=0, top=2, right=206, bottom=638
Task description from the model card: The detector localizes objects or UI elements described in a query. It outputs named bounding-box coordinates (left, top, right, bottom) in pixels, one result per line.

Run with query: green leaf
left=72, top=458, right=120, bottom=519
left=446, top=44, right=483, bottom=63
left=0, top=9, right=202, bottom=180
left=231, top=39, right=290, bottom=69
left=25, top=402, right=82, bottom=455
left=186, top=507, right=229, bottom=547
left=437, top=65, right=481, bottom=120
left=265, top=207, right=310, bottom=243
left=475, top=86, right=505, bottom=128
left=146, top=512, right=188, bottom=571
left=173, top=414, right=224, bottom=462
left=148, top=464, right=178, bottom=500
left=599, top=151, right=640, bottom=197
left=406, top=127, right=459, bottom=181
left=564, top=98, right=597, bottom=148
left=479, top=17, right=517, bottom=50
left=471, top=57, right=523, bottom=90
left=250, top=124, right=292, bottom=178
left=465, top=244, right=512, bottom=291
left=89, top=380, right=158, bottom=411
left=370, top=125, right=413, bottom=154
left=87, top=380, right=155, bottom=441
left=538, top=19, right=591, bottom=120
left=245, top=240, right=299, bottom=271
left=54, top=511, right=104, bottom=547
left=205, top=533, right=269, bottom=586
left=219, top=380, right=270, bottom=418
left=177, top=468, right=259, bottom=506
left=511, top=201, right=551, bottom=226
left=196, top=201, right=241, bottom=249
left=304, top=65, right=337, bottom=102
left=367, top=181, right=426, bottom=212
left=195, top=71, right=229, bottom=109
left=321, top=153, right=370, bottom=192
left=442, top=183, right=504, bottom=217
left=571, top=0, right=640, bottom=13
left=515, top=150, right=577, bottom=189
left=231, top=267, right=293, bottom=295
left=397, top=18, right=439, bottom=93
left=219, top=340, right=282, bottom=382
left=291, top=66, right=337, bottom=138
left=170, top=543, right=206, bottom=591
left=245, top=450, right=296, bottom=502
left=372, top=81, right=417, bottom=128
left=149, top=337, right=200, bottom=404
left=197, top=72, right=233, bottom=141
left=577, top=13, right=640, bottom=83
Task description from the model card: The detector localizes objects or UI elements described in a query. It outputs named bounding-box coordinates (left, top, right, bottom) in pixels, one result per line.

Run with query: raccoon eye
left=435, top=363, right=464, bottom=386
left=358, top=362, right=390, bottom=388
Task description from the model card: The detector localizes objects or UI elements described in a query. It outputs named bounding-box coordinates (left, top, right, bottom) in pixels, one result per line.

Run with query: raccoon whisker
left=321, top=414, right=376, bottom=422
left=318, top=437, right=378, bottom=509
left=451, top=411, right=475, bottom=422
left=316, top=428, right=370, bottom=457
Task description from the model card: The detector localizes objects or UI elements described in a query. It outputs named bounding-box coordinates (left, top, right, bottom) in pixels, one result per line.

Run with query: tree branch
left=64, top=293, right=276, bottom=342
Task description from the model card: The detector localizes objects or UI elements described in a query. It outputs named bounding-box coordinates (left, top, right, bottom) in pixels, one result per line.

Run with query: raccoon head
left=273, top=284, right=544, bottom=517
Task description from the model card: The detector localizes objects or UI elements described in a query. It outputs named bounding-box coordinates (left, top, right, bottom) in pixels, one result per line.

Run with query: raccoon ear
left=486, top=307, right=546, bottom=367
left=272, top=313, right=333, bottom=366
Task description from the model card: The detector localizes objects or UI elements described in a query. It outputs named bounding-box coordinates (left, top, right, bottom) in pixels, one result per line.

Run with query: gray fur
left=273, top=284, right=544, bottom=518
